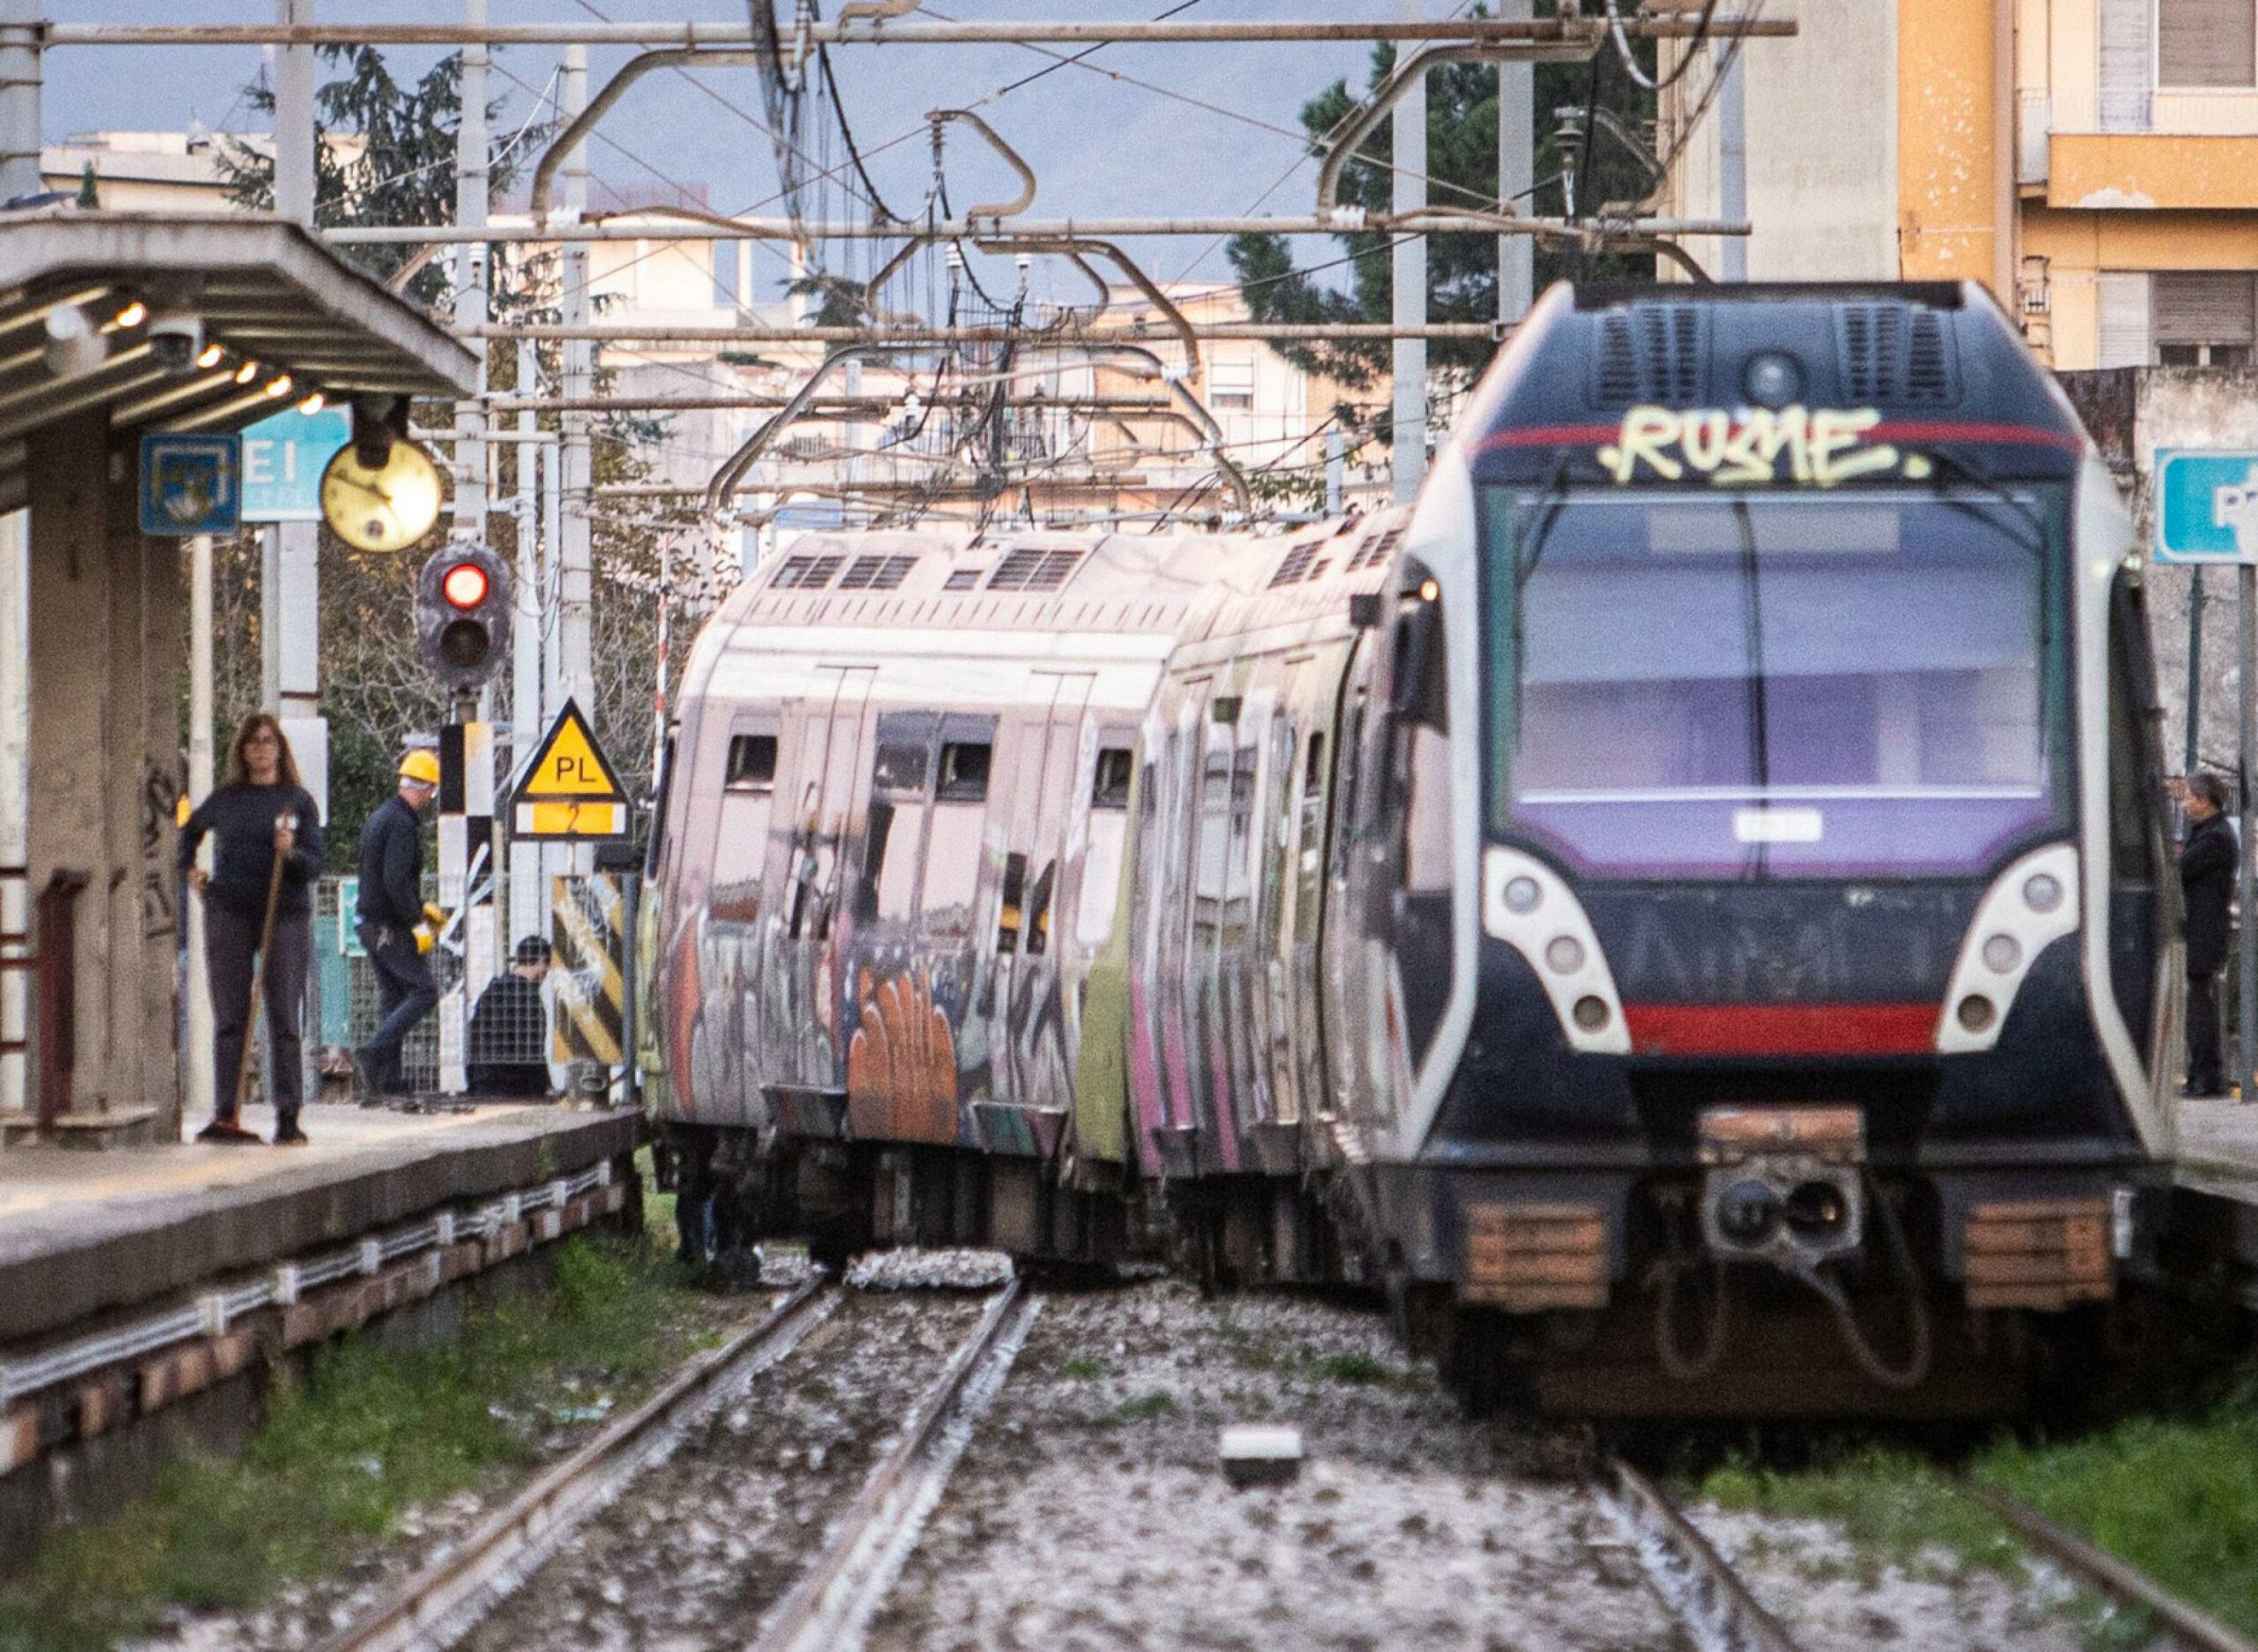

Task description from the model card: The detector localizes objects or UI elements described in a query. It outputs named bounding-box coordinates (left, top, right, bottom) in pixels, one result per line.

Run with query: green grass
left=1058, top=1356, right=1107, bottom=1380
left=1694, top=1387, right=2258, bottom=1642
left=1976, top=1391, right=2258, bottom=1641
left=637, top=1144, right=678, bottom=1248
left=1116, top=1391, right=1178, bottom=1421
left=0, top=1237, right=708, bottom=1652
left=1311, top=1352, right=1394, bottom=1387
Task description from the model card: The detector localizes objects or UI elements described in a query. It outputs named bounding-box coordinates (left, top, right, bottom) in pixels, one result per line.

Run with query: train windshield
left=1482, top=486, right=2068, bottom=878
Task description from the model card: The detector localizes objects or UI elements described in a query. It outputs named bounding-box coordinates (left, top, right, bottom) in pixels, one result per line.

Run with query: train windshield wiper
left=1908, top=445, right=2049, bottom=559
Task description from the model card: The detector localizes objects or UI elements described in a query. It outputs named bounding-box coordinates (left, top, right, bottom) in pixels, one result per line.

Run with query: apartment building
left=1665, top=1, right=2258, bottom=370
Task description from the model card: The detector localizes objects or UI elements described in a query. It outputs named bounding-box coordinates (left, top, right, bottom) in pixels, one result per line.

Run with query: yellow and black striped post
left=550, top=874, right=626, bottom=1068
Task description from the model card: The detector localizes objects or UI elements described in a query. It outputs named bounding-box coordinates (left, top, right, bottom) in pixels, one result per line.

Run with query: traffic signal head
left=415, top=542, right=512, bottom=691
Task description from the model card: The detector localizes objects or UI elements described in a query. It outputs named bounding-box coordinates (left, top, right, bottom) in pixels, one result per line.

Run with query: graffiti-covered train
left=646, top=282, right=2179, bottom=1415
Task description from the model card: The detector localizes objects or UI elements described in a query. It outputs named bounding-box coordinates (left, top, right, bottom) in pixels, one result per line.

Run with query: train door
left=696, top=715, right=777, bottom=1125
left=1220, top=686, right=1275, bottom=1133
left=1067, top=724, right=1138, bottom=1028
left=1259, top=662, right=1308, bottom=1124
left=1007, top=674, right=1093, bottom=1112
left=1320, top=639, right=1376, bottom=1122
left=781, top=666, right=873, bottom=1095
left=1158, top=678, right=1211, bottom=1143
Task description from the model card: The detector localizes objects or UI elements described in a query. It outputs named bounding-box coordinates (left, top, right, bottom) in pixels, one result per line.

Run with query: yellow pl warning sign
left=512, top=698, right=630, bottom=840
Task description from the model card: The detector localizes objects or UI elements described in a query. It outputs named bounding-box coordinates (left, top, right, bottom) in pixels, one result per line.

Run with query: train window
left=726, top=734, right=777, bottom=790
left=1092, top=747, right=1133, bottom=809
left=997, top=852, right=1028, bottom=953
left=645, top=734, right=676, bottom=879
left=871, top=738, right=930, bottom=794
left=938, top=741, right=991, bottom=802
left=1303, top=731, right=1327, bottom=796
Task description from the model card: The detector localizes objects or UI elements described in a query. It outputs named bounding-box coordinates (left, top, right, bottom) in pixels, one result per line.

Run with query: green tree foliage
left=1229, top=17, right=1659, bottom=431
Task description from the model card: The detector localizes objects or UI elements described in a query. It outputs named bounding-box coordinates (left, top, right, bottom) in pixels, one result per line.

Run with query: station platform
left=2177, top=1099, right=2258, bottom=1203
left=0, top=1101, right=639, bottom=1349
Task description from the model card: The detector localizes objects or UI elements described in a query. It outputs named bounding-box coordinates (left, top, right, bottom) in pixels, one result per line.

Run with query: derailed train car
left=650, top=281, right=2179, bottom=1415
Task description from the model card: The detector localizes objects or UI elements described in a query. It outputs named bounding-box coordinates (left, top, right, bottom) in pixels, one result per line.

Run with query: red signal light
left=441, top=561, right=489, bottom=609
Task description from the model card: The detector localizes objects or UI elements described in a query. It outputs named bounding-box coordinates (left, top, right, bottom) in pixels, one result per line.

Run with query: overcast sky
left=44, top=2, right=1433, bottom=300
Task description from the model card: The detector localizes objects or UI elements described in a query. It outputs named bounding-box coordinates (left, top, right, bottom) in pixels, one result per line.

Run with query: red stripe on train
left=1622, top=1003, right=1939, bottom=1057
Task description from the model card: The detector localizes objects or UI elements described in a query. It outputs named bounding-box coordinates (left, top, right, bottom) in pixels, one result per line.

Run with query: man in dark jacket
left=468, top=935, right=553, bottom=1097
left=355, top=749, right=440, bottom=1097
left=2180, top=770, right=2238, bottom=1097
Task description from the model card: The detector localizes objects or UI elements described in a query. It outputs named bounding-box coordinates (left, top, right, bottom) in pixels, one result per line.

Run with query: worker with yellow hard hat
left=352, top=746, right=443, bottom=1101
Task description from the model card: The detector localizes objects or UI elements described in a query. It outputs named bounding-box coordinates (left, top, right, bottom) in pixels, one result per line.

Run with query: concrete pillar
left=1497, top=0, right=1533, bottom=324
left=24, top=415, right=178, bottom=1130
left=0, top=0, right=41, bottom=206
left=0, top=510, right=24, bottom=1127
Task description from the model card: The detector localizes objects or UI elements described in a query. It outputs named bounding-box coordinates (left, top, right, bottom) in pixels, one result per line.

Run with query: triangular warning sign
left=515, top=699, right=626, bottom=802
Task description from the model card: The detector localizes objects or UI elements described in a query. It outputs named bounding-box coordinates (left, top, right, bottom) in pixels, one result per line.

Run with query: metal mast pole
left=559, top=44, right=596, bottom=875
left=1716, top=34, right=1748, bottom=281
left=267, top=0, right=324, bottom=1111
left=437, top=0, right=494, bottom=1096
left=2187, top=569, right=2207, bottom=775
left=2239, top=568, right=2256, bottom=1102
left=1391, top=0, right=1428, bottom=505
left=183, top=534, right=214, bottom=1127
left=511, top=339, right=542, bottom=946
left=1498, top=0, right=1533, bottom=324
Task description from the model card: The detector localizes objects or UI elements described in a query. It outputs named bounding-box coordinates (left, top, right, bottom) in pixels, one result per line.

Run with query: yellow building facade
left=1670, top=1, right=2258, bottom=370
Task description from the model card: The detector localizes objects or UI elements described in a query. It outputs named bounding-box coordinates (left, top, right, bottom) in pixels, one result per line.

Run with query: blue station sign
left=241, top=403, right=352, bottom=522
left=2156, top=448, right=2258, bottom=564
left=138, top=433, right=241, bottom=536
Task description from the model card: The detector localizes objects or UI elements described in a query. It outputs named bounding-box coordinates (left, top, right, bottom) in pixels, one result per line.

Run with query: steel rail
left=1959, top=1483, right=2258, bottom=1652
left=745, top=1277, right=1033, bottom=1652
left=1607, top=1456, right=1803, bottom=1652
left=310, top=1273, right=834, bottom=1652
left=324, top=214, right=1753, bottom=245
left=46, top=18, right=1795, bottom=48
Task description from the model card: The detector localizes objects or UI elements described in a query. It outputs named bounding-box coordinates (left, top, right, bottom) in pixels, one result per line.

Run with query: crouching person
left=468, top=935, right=555, bottom=1098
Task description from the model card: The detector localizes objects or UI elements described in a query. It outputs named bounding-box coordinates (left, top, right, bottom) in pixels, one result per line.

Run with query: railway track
left=310, top=1272, right=837, bottom=1652
left=312, top=1267, right=1031, bottom=1652
left=1959, top=1481, right=2258, bottom=1652
left=1601, top=1456, right=1804, bottom=1652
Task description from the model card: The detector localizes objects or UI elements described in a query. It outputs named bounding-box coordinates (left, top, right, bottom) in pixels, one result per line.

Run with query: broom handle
left=231, top=819, right=291, bottom=1118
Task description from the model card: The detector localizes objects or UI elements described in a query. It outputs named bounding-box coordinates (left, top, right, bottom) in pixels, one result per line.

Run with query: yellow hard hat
left=399, top=749, right=441, bottom=787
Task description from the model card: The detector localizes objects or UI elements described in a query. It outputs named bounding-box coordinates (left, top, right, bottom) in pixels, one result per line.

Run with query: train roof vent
left=768, top=553, right=845, bottom=591
left=1592, top=303, right=1706, bottom=407
left=985, top=546, right=1082, bottom=593
left=1346, top=525, right=1403, bottom=572
left=941, top=566, right=983, bottom=591
left=1267, top=541, right=1325, bottom=587
left=836, top=553, right=917, bottom=592
left=1838, top=303, right=1957, bottom=405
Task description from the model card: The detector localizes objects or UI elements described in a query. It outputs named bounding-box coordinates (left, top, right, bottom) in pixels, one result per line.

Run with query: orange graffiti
left=848, top=967, right=961, bottom=1143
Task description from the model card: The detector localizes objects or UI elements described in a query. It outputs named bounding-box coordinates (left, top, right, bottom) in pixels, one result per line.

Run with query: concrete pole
left=511, top=338, right=542, bottom=945
left=1391, top=0, right=1428, bottom=505
left=0, top=511, right=24, bottom=1129
left=0, top=1, right=41, bottom=205
left=184, top=534, right=213, bottom=1126
left=1497, top=0, right=1533, bottom=324
left=1715, top=36, right=1747, bottom=282
left=559, top=44, right=596, bottom=874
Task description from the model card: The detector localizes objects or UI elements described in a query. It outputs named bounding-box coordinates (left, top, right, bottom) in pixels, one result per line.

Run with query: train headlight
left=1981, top=933, right=2022, bottom=974
left=1503, top=876, right=1542, bottom=915
left=1956, top=994, right=1996, bottom=1033
left=1572, top=994, right=1611, bottom=1031
left=1715, top=1179, right=1782, bottom=1247
left=2022, top=871, right=2063, bottom=913
left=1744, top=349, right=1803, bottom=409
left=1544, top=935, right=1585, bottom=975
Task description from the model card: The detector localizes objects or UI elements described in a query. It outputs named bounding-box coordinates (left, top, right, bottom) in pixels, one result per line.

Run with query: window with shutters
left=1209, top=357, right=1255, bottom=411
left=2097, top=272, right=2154, bottom=370
left=2099, top=0, right=2155, bottom=129
left=2155, top=272, right=2256, bottom=365
left=2159, top=0, right=2258, bottom=87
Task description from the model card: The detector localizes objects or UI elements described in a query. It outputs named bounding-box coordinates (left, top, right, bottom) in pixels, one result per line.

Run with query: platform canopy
left=0, top=208, right=477, bottom=512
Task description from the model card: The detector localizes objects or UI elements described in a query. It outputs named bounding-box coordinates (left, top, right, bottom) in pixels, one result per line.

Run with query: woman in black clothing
left=178, top=714, right=324, bottom=1143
